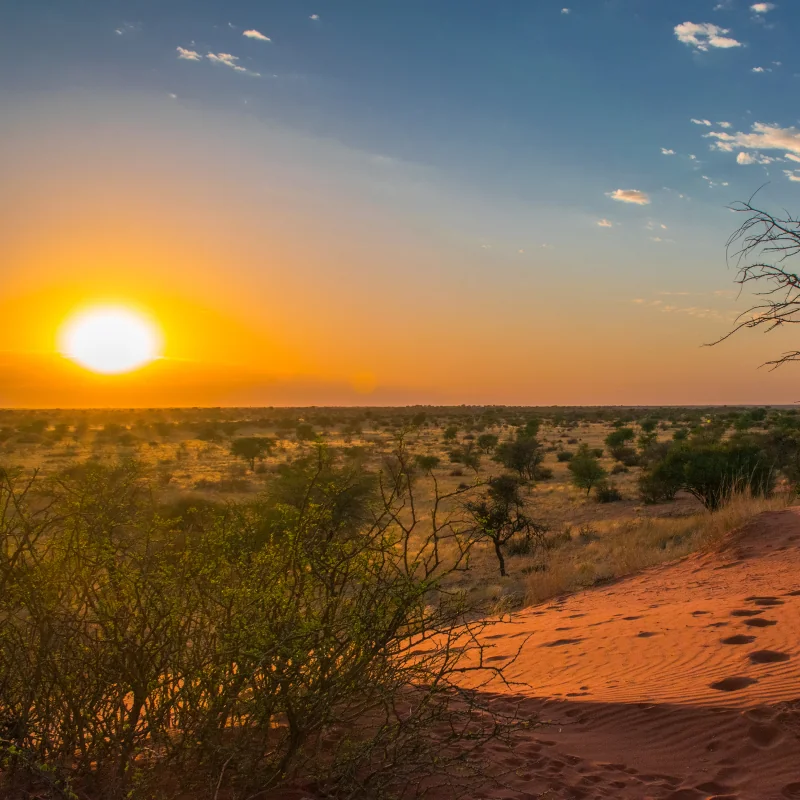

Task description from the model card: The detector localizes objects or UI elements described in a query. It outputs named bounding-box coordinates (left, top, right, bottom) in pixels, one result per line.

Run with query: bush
left=556, top=450, right=573, bottom=462
left=0, top=454, right=512, bottom=798
left=595, top=481, right=623, bottom=503
left=640, top=442, right=776, bottom=510
left=568, top=445, right=607, bottom=495
left=533, top=465, right=554, bottom=481
left=610, top=463, right=628, bottom=475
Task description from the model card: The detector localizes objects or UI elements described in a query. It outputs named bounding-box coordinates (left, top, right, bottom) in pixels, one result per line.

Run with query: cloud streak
left=243, top=29, right=271, bottom=41
left=607, top=189, right=651, bottom=205
left=176, top=46, right=201, bottom=61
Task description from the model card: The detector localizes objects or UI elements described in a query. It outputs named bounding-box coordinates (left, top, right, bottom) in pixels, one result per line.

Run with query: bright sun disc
left=59, top=306, right=163, bottom=374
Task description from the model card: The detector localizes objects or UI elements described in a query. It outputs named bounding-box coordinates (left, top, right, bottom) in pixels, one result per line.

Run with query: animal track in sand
left=749, top=723, right=783, bottom=748
left=721, top=634, right=756, bottom=645
left=541, top=638, right=583, bottom=647
left=710, top=676, right=758, bottom=691
left=749, top=649, right=791, bottom=664
left=744, top=617, right=777, bottom=628
left=746, top=596, right=785, bottom=606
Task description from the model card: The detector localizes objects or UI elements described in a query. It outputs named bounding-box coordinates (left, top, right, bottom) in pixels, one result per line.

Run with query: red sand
left=462, top=508, right=800, bottom=799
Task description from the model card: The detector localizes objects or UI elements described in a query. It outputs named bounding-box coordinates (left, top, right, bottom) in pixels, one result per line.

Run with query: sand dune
left=465, top=508, right=800, bottom=799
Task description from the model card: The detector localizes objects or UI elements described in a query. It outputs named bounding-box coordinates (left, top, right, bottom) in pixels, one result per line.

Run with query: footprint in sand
left=731, top=609, right=764, bottom=617
left=541, top=638, right=583, bottom=647
left=749, top=649, right=791, bottom=664
left=721, top=634, right=756, bottom=645
left=749, top=723, right=783, bottom=748
left=710, top=676, right=758, bottom=691
left=744, top=617, right=778, bottom=628
left=746, top=596, right=785, bottom=606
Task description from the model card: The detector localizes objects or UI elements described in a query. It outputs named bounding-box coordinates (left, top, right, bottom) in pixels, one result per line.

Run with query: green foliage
left=415, top=454, right=441, bottom=473
left=230, top=435, right=273, bottom=469
left=0, top=454, right=507, bottom=798
left=568, top=445, right=607, bottom=495
left=442, top=424, right=458, bottom=442
left=595, top=480, right=622, bottom=503
left=493, top=436, right=544, bottom=482
left=556, top=450, right=573, bottom=462
left=477, top=433, right=499, bottom=453
left=466, top=475, right=546, bottom=576
left=295, top=421, right=317, bottom=441
left=605, top=427, right=635, bottom=459
left=639, top=442, right=775, bottom=510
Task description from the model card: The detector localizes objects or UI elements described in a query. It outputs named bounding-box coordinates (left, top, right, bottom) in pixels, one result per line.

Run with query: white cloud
left=689, top=154, right=697, bottom=160
left=661, top=148, right=676, bottom=155
left=736, top=151, right=775, bottom=164
left=177, top=46, right=201, bottom=60
left=310, top=14, right=320, bottom=20
left=752, top=66, right=770, bottom=73
left=561, top=7, right=571, bottom=14
left=707, top=122, right=800, bottom=156
left=674, top=21, right=742, bottom=51
left=784, top=170, right=800, bottom=183
left=691, top=118, right=713, bottom=126
left=243, top=29, right=271, bottom=41
left=785, top=153, right=800, bottom=163
left=207, top=52, right=260, bottom=76
left=751, top=3, right=776, bottom=12
left=597, top=219, right=614, bottom=227
left=607, top=189, right=651, bottom=205
left=718, top=121, right=732, bottom=128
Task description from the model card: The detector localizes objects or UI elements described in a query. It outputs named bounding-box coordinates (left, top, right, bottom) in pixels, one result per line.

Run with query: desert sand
left=467, top=508, right=800, bottom=799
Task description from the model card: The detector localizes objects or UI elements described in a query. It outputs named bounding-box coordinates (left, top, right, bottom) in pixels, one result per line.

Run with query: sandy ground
left=461, top=508, right=800, bottom=799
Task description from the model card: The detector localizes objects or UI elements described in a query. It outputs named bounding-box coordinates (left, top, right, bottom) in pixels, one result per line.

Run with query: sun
left=58, top=306, right=163, bottom=374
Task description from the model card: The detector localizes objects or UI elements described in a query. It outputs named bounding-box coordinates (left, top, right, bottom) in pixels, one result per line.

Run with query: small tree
left=493, top=436, right=543, bottom=482
left=296, top=422, right=317, bottom=441
left=477, top=433, right=499, bottom=454
left=442, top=425, right=458, bottom=443
left=231, top=436, right=273, bottom=470
left=568, top=445, right=607, bottom=495
left=415, top=454, right=441, bottom=474
left=466, top=475, right=545, bottom=576
left=605, top=427, right=635, bottom=459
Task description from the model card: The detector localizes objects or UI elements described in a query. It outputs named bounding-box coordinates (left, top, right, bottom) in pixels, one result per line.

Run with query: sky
left=2, top=0, right=800, bottom=406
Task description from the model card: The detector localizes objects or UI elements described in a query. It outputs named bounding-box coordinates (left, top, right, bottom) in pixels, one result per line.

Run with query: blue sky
left=2, top=0, right=800, bottom=404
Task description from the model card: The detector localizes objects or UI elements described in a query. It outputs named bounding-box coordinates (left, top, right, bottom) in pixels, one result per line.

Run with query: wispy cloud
left=661, top=148, right=676, bottom=155
left=674, top=21, right=742, bottom=51
left=243, top=29, right=271, bottom=41
left=707, top=122, right=800, bottom=158
left=207, top=52, right=261, bottom=76
left=751, top=2, right=776, bottom=12
left=752, top=66, right=771, bottom=73
left=691, top=118, right=713, bottom=126
left=607, top=189, right=651, bottom=205
left=597, top=219, right=614, bottom=227
left=561, top=8, right=571, bottom=14
left=736, top=151, right=775, bottom=164
left=718, top=121, right=732, bottom=128
left=114, top=22, right=140, bottom=36
left=785, top=170, right=800, bottom=183
left=176, top=46, right=201, bottom=61
left=309, top=14, right=320, bottom=20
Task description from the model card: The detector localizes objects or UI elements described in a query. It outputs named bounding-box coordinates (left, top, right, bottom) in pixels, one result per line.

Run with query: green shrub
left=556, top=450, right=573, bottom=462
left=595, top=481, right=623, bottom=503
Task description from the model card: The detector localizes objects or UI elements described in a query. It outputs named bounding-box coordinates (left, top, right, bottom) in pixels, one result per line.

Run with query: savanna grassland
left=0, top=405, right=793, bottom=606
left=1, top=404, right=797, bottom=799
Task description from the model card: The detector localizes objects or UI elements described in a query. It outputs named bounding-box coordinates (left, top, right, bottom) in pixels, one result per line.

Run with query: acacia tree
left=231, top=436, right=273, bottom=470
left=712, top=196, right=800, bottom=366
left=466, top=475, right=545, bottom=577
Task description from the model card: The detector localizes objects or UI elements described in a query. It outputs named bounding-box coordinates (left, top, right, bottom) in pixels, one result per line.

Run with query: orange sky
left=2, top=90, right=799, bottom=407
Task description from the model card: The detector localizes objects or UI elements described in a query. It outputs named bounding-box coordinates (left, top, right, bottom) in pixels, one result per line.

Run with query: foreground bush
left=0, top=448, right=509, bottom=798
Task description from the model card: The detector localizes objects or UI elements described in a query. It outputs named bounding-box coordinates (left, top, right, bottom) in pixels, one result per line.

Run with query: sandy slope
left=466, top=508, right=800, bottom=799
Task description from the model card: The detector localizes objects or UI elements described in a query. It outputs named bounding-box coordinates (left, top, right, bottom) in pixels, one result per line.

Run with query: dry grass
left=524, top=490, right=793, bottom=605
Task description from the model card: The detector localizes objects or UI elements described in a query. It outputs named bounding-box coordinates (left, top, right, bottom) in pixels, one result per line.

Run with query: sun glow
left=58, top=306, right=163, bottom=374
